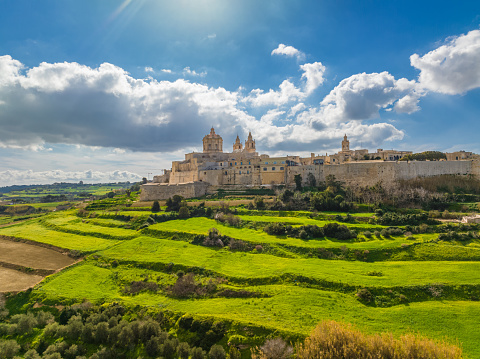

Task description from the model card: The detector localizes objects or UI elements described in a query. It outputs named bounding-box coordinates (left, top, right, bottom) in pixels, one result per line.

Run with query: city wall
left=140, top=182, right=210, bottom=201
left=287, top=160, right=473, bottom=187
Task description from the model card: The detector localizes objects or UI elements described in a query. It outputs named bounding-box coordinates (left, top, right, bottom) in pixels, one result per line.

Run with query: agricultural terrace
left=1, top=184, right=480, bottom=358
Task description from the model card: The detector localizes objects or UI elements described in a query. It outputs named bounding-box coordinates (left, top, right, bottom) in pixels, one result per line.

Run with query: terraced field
left=2, top=208, right=480, bottom=357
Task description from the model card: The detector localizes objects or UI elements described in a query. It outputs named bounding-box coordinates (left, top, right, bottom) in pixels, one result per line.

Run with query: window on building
left=247, top=170, right=249, bottom=174
left=263, top=168, right=267, bottom=171
left=230, top=163, right=232, bottom=166
left=225, top=171, right=227, bottom=175
left=265, top=162, right=268, bottom=164
left=272, top=167, right=276, bottom=170
left=235, top=162, right=237, bottom=165
left=239, top=171, right=242, bottom=174
left=273, top=161, right=277, bottom=164
left=280, top=167, right=284, bottom=170
left=240, top=162, right=242, bottom=165
left=220, top=163, right=222, bottom=166
left=249, top=161, right=251, bottom=165
left=282, top=161, right=285, bottom=164
left=204, top=172, right=207, bottom=175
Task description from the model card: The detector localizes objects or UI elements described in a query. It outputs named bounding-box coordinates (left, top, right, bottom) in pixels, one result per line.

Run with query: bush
left=123, top=281, right=159, bottom=295
left=356, top=288, right=373, bottom=303
left=0, top=339, right=20, bottom=359
left=295, top=320, right=462, bottom=359
left=170, top=273, right=198, bottom=298
left=208, top=344, right=226, bottom=359
left=191, top=347, right=206, bottom=359
left=323, top=223, right=356, bottom=240
left=177, top=342, right=191, bottom=359
left=178, top=205, right=190, bottom=219
left=151, top=200, right=161, bottom=212
left=252, top=338, right=293, bottom=359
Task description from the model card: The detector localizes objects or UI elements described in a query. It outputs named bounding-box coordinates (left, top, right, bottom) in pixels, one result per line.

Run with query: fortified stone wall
left=140, top=182, right=209, bottom=201
left=286, top=160, right=473, bottom=187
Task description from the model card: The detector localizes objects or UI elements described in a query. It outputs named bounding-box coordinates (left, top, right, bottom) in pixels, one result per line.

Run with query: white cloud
left=145, top=66, right=154, bottom=73
left=320, top=72, right=420, bottom=123
left=300, top=62, right=326, bottom=94
left=288, top=103, right=306, bottom=117
left=271, top=44, right=305, bottom=61
left=161, top=69, right=172, bottom=73
left=0, top=56, right=410, bottom=163
left=183, top=66, right=207, bottom=77
left=0, top=56, right=248, bottom=152
left=207, top=33, right=216, bottom=39
left=0, top=169, right=141, bottom=186
left=411, top=29, right=480, bottom=94
left=245, top=80, right=304, bottom=107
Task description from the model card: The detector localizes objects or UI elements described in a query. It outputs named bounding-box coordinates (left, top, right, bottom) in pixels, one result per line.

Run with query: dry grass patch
left=0, top=239, right=75, bottom=270
left=296, top=320, right=462, bottom=359
left=0, top=267, right=43, bottom=292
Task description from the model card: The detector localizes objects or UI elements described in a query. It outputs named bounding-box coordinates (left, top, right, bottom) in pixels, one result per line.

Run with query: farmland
left=1, top=187, right=480, bottom=358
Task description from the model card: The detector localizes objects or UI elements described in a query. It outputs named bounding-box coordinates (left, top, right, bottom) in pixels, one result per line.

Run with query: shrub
left=170, top=273, right=198, bottom=298
left=356, top=288, right=373, bottom=303
left=363, top=230, right=372, bottom=238
left=208, top=344, right=226, bottom=359
left=151, top=200, right=161, bottom=212
left=191, top=347, right=206, bottom=359
left=0, top=339, right=20, bottom=359
left=295, top=320, right=462, bottom=359
left=228, top=346, right=241, bottom=359
left=177, top=342, right=191, bottom=359
left=251, top=338, right=293, bottom=359
left=123, top=281, right=159, bottom=295
left=178, top=206, right=190, bottom=219
left=323, top=223, right=356, bottom=240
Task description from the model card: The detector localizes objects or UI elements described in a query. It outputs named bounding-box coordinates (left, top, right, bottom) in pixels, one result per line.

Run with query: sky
left=0, top=0, right=480, bottom=186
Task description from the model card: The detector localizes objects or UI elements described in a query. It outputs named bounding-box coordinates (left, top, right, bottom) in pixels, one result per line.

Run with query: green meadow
left=2, top=203, right=480, bottom=358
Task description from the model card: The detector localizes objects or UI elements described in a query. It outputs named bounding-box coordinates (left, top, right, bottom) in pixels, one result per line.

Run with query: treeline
left=0, top=301, right=240, bottom=359
left=400, top=151, right=446, bottom=161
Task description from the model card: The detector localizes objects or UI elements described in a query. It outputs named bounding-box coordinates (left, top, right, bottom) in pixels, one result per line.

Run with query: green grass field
left=149, top=217, right=428, bottom=250
left=36, top=262, right=480, bottom=357
left=0, top=221, right=120, bottom=252
left=3, top=206, right=480, bottom=358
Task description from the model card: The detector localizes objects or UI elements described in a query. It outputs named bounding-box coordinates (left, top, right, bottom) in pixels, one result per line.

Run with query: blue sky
left=0, top=0, right=480, bottom=185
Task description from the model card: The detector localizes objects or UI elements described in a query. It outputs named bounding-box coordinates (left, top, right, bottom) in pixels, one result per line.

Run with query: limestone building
left=141, top=128, right=479, bottom=200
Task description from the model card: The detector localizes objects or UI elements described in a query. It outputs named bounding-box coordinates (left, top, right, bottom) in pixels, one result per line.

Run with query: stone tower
left=203, top=127, right=223, bottom=153
left=244, top=132, right=256, bottom=153
left=341, top=134, right=350, bottom=152
left=233, top=135, right=243, bottom=152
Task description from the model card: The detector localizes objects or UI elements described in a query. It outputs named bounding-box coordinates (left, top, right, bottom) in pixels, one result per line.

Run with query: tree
left=294, top=174, right=302, bottom=191
left=178, top=205, right=190, bottom=219
left=191, top=347, right=206, bottom=359
left=151, top=200, right=161, bottom=212
left=177, top=342, right=191, bottom=359
left=228, top=346, right=241, bottom=359
left=208, top=344, right=226, bottom=359
left=166, top=195, right=184, bottom=211
left=142, top=177, right=148, bottom=184
left=306, top=173, right=316, bottom=188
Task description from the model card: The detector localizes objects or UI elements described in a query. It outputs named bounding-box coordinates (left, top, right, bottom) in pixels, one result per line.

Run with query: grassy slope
left=149, top=217, right=429, bottom=250
left=97, top=236, right=480, bottom=287
left=5, top=208, right=480, bottom=358
left=0, top=221, right=119, bottom=251
left=36, top=263, right=480, bottom=357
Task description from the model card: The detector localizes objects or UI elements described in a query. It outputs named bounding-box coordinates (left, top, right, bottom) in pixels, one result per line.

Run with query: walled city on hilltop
left=141, top=128, right=479, bottom=200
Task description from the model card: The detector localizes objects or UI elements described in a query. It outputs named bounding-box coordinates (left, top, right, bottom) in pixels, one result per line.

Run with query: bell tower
left=341, top=134, right=350, bottom=152
left=244, top=132, right=256, bottom=153
left=233, top=135, right=243, bottom=152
